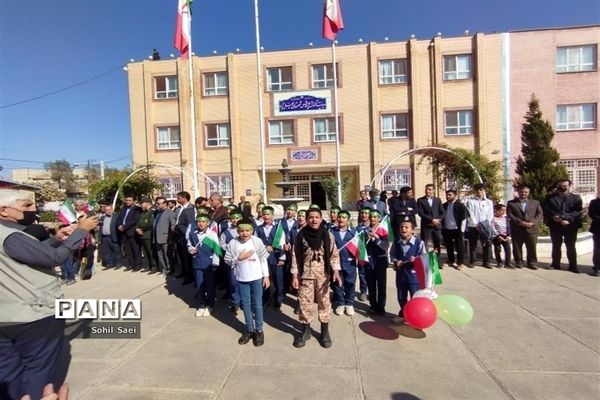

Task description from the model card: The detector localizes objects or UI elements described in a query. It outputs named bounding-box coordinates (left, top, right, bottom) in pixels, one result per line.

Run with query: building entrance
left=289, top=172, right=333, bottom=210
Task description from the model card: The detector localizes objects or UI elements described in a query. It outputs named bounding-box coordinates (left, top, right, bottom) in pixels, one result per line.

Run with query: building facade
left=509, top=25, right=600, bottom=204
left=127, top=25, right=598, bottom=208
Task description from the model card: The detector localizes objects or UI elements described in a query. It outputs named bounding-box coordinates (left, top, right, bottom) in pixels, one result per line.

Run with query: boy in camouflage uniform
left=291, top=208, right=342, bottom=348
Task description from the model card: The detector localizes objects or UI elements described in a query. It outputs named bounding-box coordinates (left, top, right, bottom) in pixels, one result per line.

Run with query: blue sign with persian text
left=279, top=95, right=327, bottom=113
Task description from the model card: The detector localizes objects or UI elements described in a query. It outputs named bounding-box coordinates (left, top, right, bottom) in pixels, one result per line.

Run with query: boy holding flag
left=330, top=210, right=358, bottom=316
left=187, top=214, right=221, bottom=317
left=389, top=219, right=428, bottom=324
left=255, top=206, right=286, bottom=310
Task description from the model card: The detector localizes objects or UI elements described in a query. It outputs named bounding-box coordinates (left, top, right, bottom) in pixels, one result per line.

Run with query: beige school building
left=126, top=25, right=599, bottom=208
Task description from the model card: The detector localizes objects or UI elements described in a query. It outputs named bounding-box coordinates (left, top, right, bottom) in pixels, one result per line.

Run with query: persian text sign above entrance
left=273, top=90, right=333, bottom=116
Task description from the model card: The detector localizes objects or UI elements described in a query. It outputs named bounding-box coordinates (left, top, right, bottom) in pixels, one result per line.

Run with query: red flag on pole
left=174, top=0, right=191, bottom=58
left=322, top=0, right=344, bottom=40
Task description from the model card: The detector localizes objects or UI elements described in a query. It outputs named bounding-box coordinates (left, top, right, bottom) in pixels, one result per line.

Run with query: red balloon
left=403, top=297, right=438, bottom=330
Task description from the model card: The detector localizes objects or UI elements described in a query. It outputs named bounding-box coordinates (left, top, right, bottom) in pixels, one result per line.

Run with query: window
left=379, top=59, right=407, bottom=84
left=207, top=175, right=232, bottom=198
left=443, top=54, right=472, bottom=80
left=312, top=63, right=339, bottom=88
left=556, top=45, right=597, bottom=73
left=556, top=104, right=596, bottom=130
left=558, top=159, right=598, bottom=196
left=155, top=76, right=178, bottom=99
left=267, top=67, right=293, bottom=91
left=205, top=123, right=230, bottom=147
left=156, top=126, right=180, bottom=150
left=203, top=72, right=228, bottom=96
left=268, top=120, right=294, bottom=144
left=445, top=110, right=473, bottom=135
left=289, top=173, right=334, bottom=202
left=382, top=168, right=412, bottom=192
left=381, top=114, right=409, bottom=139
left=313, top=117, right=339, bottom=142
left=160, top=177, right=182, bottom=199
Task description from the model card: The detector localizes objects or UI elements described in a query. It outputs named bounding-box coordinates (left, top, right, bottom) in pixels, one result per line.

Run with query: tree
left=319, top=175, right=354, bottom=208
left=88, top=167, right=162, bottom=208
left=37, top=183, right=67, bottom=203
left=44, top=159, right=76, bottom=194
left=514, top=95, right=568, bottom=201
left=417, top=146, right=504, bottom=201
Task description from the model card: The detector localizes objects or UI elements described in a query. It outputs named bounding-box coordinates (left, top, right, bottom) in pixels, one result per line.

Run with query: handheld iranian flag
left=374, top=215, right=395, bottom=242
left=345, top=231, right=369, bottom=266
left=271, top=222, right=286, bottom=250
left=57, top=199, right=77, bottom=225
left=202, top=230, right=223, bottom=257
left=413, top=251, right=443, bottom=290
left=174, top=0, right=191, bottom=58
left=322, top=0, right=344, bottom=40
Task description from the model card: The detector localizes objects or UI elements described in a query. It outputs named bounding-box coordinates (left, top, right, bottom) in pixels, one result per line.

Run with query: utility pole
left=100, top=160, right=105, bottom=180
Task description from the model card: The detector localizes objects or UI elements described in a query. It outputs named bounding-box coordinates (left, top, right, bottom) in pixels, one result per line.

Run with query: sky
left=0, top=0, right=598, bottom=179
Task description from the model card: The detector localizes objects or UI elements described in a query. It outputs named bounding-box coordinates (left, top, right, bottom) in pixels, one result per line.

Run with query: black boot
left=293, top=324, right=311, bottom=348
left=320, top=323, right=332, bottom=348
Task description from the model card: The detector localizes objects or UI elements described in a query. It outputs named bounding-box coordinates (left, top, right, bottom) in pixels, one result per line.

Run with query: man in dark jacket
left=116, top=196, right=143, bottom=270
left=441, top=189, right=469, bottom=269
left=136, top=198, right=156, bottom=272
left=417, top=184, right=445, bottom=254
left=543, top=179, right=582, bottom=273
left=389, top=186, right=418, bottom=234
left=507, top=185, right=544, bottom=269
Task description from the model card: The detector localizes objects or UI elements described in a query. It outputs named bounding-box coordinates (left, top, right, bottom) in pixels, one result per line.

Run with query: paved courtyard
left=62, top=252, right=599, bottom=400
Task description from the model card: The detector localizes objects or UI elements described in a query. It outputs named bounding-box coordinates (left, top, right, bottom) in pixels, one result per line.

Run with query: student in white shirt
left=224, top=219, right=270, bottom=347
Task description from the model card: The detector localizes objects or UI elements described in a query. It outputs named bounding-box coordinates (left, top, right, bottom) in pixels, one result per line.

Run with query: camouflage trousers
left=298, top=269, right=331, bottom=324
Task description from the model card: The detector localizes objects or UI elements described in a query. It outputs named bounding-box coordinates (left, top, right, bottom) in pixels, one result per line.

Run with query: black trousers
left=442, top=228, right=464, bottom=265
left=365, top=258, right=388, bottom=312
left=467, top=227, right=490, bottom=266
left=421, top=226, right=442, bottom=253
left=511, top=228, right=538, bottom=266
left=593, top=233, right=600, bottom=270
left=549, top=227, right=578, bottom=269
left=492, top=236, right=511, bottom=265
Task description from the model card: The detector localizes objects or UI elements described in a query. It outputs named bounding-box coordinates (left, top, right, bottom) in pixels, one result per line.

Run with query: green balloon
left=434, top=294, right=474, bottom=325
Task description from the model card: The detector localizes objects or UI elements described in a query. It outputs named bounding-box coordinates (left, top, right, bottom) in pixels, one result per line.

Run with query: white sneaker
left=392, top=316, right=405, bottom=325
left=345, top=306, right=355, bottom=316
left=195, top=308, right=205, bottom=317
left=334, top=306, right=345, bottom=315
left=203, top=307, right=212, bottom=317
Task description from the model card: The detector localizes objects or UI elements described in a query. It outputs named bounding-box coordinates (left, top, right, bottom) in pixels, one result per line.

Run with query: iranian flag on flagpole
left=272, top=222, right=286, bottom=250
left=174, top=0, right=191, bottom=58
left=374, top=215, right=395, bottom=242
left=57, top=199, right=77, bottom=225
left=322, top=0, right=344, bottom=40
left=413, top=251, right=443, bottom=290
left=345, top=231, right=369, bottom=266
left=202, top=230, right=223, bottom=257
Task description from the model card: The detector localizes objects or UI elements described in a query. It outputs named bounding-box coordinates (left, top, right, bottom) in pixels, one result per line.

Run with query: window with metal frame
left=268, top=120, right=294, bottom=144
left=382, top=168, right=412, bottom=192
left=206, top=123, right=230, bottom=147
left=267, top=66, right=293, bottom=91
left=160, top=177, right=182, bottom=199
left=379, top=59, right=407, bottom=84
left=445, top=110, right=473, bottom=135
left=558, top=159, right=598, bottom=195
left=203, top=72, right=228, bottom=96
left=206, top=175, right=233, bottom=198
left=155, top=76, right=178, bottom=99
left=157, top=126, right=181, bottom=150
left=556, top=104, right=596, bottom=130
left=381, top=113, right=409, bottom=139
left=314, top=117, right=338, bottom=142
left=556, top=45, right=597, bottom=73
left=312, top=63, right=338, bottom=88
left=443, top=54, right=472, bottom=80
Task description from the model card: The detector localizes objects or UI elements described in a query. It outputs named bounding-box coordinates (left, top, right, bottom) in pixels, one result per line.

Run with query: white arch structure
left=111, top=163, right=216, bottom=209
left=373, top=146, right=483, bottom=191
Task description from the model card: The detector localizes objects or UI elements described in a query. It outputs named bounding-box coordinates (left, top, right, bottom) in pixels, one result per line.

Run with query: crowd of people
left=1, top=180, right=598, bottom=399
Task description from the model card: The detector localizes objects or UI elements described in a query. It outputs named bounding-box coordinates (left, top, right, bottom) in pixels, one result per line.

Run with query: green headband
left=369, top=210, right=381, bottom=217
left=297, top=210, right=307, bottom=216
left=229, top=212, right=242, bottom=219
left=286, top=204, right=298, bottom=211
left=237, top=223, right=254, bottom=231
left=337, top=211, right=350, bottom=219
left=261, top=207, right=274, bottom=215
left=196, top=214, right=210, bottom=222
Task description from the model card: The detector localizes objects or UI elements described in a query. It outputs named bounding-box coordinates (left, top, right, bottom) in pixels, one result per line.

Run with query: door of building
left=310, top=182, right=327, bottom=210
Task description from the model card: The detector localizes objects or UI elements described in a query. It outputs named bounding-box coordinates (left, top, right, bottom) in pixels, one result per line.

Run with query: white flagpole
left=254, top=0, right=268, bottom=203
left=186, top=4, right=199, bottom=198
left=332, top=40, right=342, bottom=207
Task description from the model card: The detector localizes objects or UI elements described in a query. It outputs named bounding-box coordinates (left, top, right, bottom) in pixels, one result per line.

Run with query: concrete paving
left=61, top=252, right=600, bottom=400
